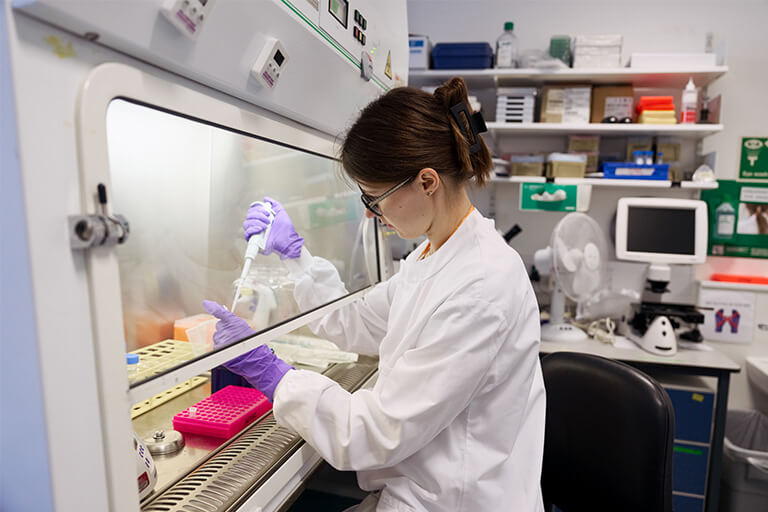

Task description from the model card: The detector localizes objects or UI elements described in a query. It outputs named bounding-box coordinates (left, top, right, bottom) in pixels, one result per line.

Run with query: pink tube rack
left=173, top=385, right=273, bottom=439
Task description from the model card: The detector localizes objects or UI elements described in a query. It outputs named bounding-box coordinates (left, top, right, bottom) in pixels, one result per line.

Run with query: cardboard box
left=568, top=135, right=600, bottom=153
left=547, top=160, right=587, bottom=178
left=510, top=162, right=545, bottom=176
left=409, top=35, right=431, bottom=69
left=569, top=152, right=599, bottom=172
left=540, top=85, right=592, bottom=123
left=591, top=85, right=634, bottom=123
left=656, top=140, right=682, bottom=162
left=506, top=154, right=545, bottom=176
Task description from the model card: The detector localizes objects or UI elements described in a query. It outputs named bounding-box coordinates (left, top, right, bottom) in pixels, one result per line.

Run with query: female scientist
left=203, top=78, right=546, bottom=511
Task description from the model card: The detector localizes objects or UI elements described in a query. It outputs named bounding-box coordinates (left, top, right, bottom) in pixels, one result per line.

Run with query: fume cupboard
left=1, top=1, right=407, bottom=510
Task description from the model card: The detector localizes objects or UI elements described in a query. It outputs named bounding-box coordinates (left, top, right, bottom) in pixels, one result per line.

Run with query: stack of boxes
left=637, top=96, right=677, bottom=124
left=572, top=35, right=623, bottom=68
left=496, top=87, right=536, bottom=123
left=568, top=135, right=600, bottom=174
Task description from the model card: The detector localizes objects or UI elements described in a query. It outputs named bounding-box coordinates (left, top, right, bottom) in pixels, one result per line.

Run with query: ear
left=417, top=168, right=440, bottom=197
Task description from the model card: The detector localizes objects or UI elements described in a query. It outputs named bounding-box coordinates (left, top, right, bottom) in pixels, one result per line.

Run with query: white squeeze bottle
left=495, top=22, right=519, bottom=68
left=680, top=77, right=698, bottom=124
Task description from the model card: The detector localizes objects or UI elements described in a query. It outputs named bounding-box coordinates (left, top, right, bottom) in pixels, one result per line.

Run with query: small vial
left=188, top=407, right=197, bottom=418
left=644, top=151, right=654, bottom=166
left=633, top=151, right=644, bottom=165
left=656, top=152, right=664, bottom=164
left=126, top=353, right=139, bottom=384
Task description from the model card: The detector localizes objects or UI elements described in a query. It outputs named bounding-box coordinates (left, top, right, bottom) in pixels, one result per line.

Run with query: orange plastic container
left=710, top=274, right=768, bottom=285
left=173, top=313, right=215, bottom=341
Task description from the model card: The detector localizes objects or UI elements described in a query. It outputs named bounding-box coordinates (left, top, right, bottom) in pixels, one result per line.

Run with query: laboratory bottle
left=495, top=22, right=519, bottom=69
left=127, top=353, right=140, bottom=384
left=715, top=197, right=736, bottom=239
left=680, top=77, right=698, bottom=124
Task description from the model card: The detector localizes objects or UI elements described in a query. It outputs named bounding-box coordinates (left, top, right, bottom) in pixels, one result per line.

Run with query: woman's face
left=359, top=170, right=437, bottom=239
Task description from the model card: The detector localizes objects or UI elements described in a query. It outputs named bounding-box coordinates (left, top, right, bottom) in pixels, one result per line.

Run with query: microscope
left=614, top=198, right=709, bottom=356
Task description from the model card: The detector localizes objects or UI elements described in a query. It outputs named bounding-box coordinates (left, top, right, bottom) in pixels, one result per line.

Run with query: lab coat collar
left=400, top=208, right=483, bottom=283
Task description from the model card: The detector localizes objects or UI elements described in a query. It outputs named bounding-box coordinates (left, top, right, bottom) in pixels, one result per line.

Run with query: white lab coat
left=275, top=210, right=546, bottom=511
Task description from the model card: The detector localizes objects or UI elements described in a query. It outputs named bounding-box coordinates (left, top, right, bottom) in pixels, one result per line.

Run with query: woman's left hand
left=203, top=300, right=293, bottom=401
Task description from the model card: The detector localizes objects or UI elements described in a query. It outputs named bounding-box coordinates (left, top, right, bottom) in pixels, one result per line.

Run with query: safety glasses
left=359, top=176, right=414, bottom=217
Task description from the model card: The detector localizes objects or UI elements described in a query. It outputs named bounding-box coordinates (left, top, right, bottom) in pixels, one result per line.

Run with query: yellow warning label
left=692, top=393, right=704, bottom=403
left=384, top=51, right=392, bottom=80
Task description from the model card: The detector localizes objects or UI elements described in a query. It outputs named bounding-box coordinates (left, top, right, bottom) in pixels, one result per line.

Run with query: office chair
left=540, top=352, right=675, bottom=512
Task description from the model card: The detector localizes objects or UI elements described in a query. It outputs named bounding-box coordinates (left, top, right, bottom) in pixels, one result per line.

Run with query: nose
left=364, top=209, right=376, bottom=219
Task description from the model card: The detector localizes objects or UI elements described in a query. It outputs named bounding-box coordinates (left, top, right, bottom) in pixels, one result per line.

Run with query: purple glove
left=203, top=300, right=293, bottom=401
left=243, top=197, right=304, bottom=260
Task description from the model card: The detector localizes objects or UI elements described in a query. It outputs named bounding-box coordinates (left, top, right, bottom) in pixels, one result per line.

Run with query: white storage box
left=630, top=52, right=718, bottom=69
left=409, top=35, right=431, bottom=69
left=496, top=87, right=536, bottom=123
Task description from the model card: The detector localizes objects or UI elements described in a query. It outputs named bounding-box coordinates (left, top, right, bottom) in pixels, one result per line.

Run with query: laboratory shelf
left=408, top=66, right=728, bottom=89
left=486, top=122, right=723, bottom=138
left=490, top=176, right=719, bottom=190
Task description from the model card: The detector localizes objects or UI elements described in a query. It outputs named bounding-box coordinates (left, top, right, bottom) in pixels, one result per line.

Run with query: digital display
left=329, top=0, right=349, bottom=28
left=627, top=207, right=696, bottom=255
left=273, top=50, right=285, bottom=66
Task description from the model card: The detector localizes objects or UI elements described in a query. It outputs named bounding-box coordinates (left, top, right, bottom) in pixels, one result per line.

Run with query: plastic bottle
left=495, top=22, right=519, bottom=69
left=126, top=353, right=140, bottom=384
left=715, top=196, right=736, bottom=239
left=680, top=77, right=698, bottom=124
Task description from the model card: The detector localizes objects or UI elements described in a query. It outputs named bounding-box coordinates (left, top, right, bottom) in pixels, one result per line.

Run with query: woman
left=204, top=78, right=546, bottom=511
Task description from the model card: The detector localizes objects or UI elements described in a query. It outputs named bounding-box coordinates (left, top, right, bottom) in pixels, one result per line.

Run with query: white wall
left=408, top=0, right=768, bottom=412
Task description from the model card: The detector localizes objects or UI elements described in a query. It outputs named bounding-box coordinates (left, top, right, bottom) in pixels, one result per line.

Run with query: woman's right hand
left=244, top=197, right=304, bottom=259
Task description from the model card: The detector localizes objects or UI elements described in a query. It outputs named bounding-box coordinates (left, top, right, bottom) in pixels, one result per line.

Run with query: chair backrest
left=541, top=352, right=675, bottom=512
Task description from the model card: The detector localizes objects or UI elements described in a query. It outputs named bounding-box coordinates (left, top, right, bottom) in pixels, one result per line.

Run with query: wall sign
left=520, top=183, right=578, bottom=212
left=701, top=180, right=768, bottom=259
left=739, top=137, right=768, bottom=179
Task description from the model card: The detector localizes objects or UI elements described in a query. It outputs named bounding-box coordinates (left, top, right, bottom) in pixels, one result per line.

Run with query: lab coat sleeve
left=284, top=247, right=394, bottom=355
left=273, top=297, right=510, bottom=471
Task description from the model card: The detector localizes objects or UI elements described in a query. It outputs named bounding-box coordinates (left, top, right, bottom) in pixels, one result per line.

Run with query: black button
left=361, top=33, right=366, bottom=45
left=354, top=10, right=359, bottom=23
left=362, top=18, right=367, bottom=30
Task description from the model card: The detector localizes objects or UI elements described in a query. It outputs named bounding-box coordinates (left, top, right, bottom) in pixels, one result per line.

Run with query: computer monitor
left=615, top=197, right=708, bottom=265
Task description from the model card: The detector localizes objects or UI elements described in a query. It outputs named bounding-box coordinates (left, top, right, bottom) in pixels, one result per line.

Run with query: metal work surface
left=141, top=358, right=377, bottom=512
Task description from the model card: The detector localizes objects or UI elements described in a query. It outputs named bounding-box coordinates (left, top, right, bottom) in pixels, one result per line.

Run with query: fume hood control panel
left=317, top=0, right=404, bottom=84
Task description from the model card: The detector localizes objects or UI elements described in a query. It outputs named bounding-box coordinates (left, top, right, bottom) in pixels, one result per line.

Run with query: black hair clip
left=450, top=102, right=487, bottom=155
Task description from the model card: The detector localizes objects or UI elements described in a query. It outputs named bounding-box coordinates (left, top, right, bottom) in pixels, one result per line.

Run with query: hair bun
left=432, top=77, right=492, bottom=186
left=433, top=77, right=470, bottom=113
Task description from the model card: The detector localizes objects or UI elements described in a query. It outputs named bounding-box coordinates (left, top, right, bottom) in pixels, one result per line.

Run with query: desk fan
left=534, top=213, right=609, bottom=342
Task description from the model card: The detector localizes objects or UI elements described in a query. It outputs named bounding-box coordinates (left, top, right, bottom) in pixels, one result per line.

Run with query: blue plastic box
left=431, top=42, right=493, bottom=69
left=603, top=162, right=670, bottom=180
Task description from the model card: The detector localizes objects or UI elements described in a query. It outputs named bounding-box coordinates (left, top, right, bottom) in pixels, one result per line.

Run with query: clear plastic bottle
left=715, top=196, right=736, bottom=239
left=680, top=77, right=698, bottom=124
left=495, top=22, right=519, bottom=69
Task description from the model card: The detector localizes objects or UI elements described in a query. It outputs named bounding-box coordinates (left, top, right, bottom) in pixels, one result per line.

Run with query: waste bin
left=720, top=409, right=768, bottom=511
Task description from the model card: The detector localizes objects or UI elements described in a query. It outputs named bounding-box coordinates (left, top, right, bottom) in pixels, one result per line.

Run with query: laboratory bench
left=541, top=337, right=740, bottom=512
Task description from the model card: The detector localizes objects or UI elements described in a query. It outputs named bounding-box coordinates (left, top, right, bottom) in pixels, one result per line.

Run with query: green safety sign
left=520, top=183, right=578, bottom=212
left=739, top=137, right=768, bottom=179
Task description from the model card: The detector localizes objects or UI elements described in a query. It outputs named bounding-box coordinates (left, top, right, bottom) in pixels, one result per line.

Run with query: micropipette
left=231, top=201, right=275, bottom=311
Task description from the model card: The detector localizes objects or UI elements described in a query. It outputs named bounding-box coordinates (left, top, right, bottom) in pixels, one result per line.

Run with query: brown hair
left=340, top=77, right=492, bottom=188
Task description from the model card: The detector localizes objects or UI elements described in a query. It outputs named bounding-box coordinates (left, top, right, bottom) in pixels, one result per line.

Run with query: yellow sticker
left=44, top=36, right=76, bottom=59
left=692, top=393, right=704, bottom=402
left=384, top=50, right=392, bottom=80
